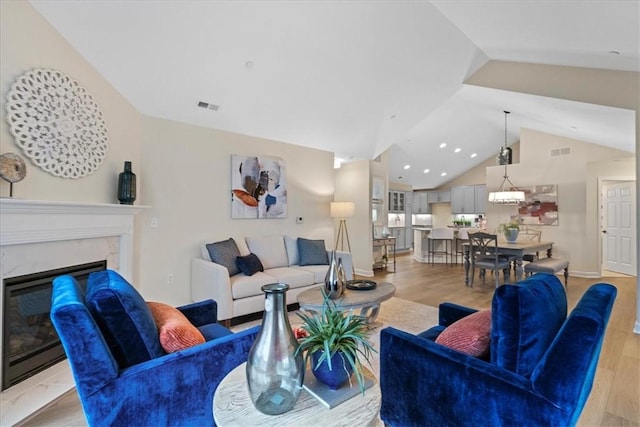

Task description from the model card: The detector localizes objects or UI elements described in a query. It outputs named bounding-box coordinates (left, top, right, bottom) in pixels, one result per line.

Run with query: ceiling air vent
left=550, top=147, right=571, bottom=157
left=197, top=101, right=219, bottom=111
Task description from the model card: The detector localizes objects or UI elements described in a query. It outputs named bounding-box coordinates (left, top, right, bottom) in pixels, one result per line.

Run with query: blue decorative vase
left=311, top=350, right=353, bottom=390
left=504, top=229, right=519, bottom=243
left=117, top=161, right=136, bottom=205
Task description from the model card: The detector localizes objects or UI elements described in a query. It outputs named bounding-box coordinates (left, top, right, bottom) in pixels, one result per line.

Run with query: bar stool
left=454, top=227, right=471, bottom=264
left=427, top=227, right=455, bottom=265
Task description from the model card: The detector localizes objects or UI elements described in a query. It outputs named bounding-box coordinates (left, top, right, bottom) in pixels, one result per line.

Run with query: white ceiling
left=29, top=0, right=639, bottom=189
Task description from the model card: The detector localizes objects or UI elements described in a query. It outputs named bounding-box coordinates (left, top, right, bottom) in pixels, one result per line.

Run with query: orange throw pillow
left=147, top=302, right=205, bottom=353
left=435, top=309, right=491, bottom=357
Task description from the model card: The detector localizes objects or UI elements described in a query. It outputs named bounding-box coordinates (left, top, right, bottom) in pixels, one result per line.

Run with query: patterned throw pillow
left=297, top=238, right=329, bottom=266
left=206, top=238, right=241, bottom=276
left=435, top=310, right=492, bottom=358
left=236, top=253, right=264, bottom=276
left=147, top=302, right=205, bottom=353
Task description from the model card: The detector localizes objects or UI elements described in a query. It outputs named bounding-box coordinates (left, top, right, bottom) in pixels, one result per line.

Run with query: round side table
left=297, top=282, right=395, bottom=324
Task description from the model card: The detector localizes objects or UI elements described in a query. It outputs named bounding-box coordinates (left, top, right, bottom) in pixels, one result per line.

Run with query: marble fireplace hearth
left=0, top=199, right=145, bottom=426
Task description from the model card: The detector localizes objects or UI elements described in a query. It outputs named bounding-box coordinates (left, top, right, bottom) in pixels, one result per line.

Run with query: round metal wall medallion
left=5, top=68, right=108, bottom=179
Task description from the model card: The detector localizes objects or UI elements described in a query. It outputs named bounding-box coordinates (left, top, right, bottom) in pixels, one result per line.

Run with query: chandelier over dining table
left=488, top=111, right=525, bottom=205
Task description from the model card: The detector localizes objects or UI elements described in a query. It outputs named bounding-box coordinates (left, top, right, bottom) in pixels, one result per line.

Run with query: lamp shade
left=330, top=201, right=355, bottom=218
left=487, top=190, right=525, bottom=205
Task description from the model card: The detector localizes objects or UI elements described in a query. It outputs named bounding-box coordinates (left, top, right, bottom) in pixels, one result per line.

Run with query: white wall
left=485, top=128, right=634, bottom=276
left=334, top=159, right=373, bottom=276
left=138, top=116, right=335, bottom=303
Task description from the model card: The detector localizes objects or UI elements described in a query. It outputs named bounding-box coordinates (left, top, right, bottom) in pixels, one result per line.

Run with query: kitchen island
left=412, top=227, right=432, bottom=263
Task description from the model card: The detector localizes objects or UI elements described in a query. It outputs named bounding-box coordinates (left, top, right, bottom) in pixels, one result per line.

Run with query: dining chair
left=467, top=232, right=511, bottom=287
left=428, top=227, right=455, bottom=265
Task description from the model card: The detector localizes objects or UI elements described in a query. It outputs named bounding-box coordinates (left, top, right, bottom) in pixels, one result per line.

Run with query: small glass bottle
left=246, top=283, right=303, bottom=415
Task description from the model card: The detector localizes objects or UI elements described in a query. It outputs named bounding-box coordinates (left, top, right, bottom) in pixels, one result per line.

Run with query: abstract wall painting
left=231, top=155, right=287, bottom=219
left=517, top=184, right=558, bottom=226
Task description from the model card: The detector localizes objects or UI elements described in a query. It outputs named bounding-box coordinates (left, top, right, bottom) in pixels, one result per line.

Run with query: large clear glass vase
left=246, top=283, right=304, bottom=415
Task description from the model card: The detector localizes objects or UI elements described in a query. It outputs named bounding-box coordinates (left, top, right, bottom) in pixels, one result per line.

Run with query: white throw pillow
left=284, top=235, right=299, bottom=266
left=245, top=236, right=288, bottom=269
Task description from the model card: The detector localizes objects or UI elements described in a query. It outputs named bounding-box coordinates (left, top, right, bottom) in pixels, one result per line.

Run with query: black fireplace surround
left=2, top=260, right=107, bottom=390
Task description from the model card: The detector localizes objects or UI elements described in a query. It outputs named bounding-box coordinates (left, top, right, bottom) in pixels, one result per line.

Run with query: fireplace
left=0, top=198, right=145, bottom=426
left=2, top=260, right=107, bottom=390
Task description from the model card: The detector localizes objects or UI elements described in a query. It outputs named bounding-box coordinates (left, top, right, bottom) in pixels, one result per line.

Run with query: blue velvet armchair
left=380, top=274, right=617, bottom=427
left=51, top=269, right=259, bottom=426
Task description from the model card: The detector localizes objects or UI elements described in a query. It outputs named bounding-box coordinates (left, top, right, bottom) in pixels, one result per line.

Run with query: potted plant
left=294, top=291, right=375, bottom=392
left=499, top=218, right=521, bottom=242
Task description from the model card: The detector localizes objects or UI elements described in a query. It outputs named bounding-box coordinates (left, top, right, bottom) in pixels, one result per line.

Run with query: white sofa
left=191, top=235, right=353, bottom=324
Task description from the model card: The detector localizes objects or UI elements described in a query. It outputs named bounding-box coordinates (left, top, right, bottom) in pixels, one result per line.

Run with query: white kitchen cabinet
left=404, top=191, right=413, bottom=209
left=451, top=186, right=476, bottom=214
left=412, top=192, right=430, bottom=214
left=390, top=227, right=406, bottom=249
left=427, top=190, right=450, bottom=204
left=474, top=185, right=486, bottom=214
left=451, top=185, right=487, bottom=214
left=405, top=226, right=413, bottom=249
left=389, top=191, right=405, bottom=212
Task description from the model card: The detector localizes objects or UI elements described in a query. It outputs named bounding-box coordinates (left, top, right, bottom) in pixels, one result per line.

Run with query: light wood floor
left=19, top=255, right=640, bottom=426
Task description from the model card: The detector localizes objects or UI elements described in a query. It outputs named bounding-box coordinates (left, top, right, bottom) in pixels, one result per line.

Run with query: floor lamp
left=330, top=201, right=356, bottom=278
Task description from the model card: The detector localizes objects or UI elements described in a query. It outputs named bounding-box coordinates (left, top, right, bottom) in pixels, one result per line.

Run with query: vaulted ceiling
left=30, top=0, right=639, bottom=189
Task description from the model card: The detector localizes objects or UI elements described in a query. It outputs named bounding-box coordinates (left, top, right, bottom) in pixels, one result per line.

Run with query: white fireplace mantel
left=1, top=198, right=147, bottom=281
left=0, top=198, right=147, bottom=426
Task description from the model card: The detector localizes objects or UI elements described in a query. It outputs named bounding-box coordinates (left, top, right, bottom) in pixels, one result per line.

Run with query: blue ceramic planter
left=311, top=351, right=353, bottom=390
left=504, top=229, right=519, bottom=243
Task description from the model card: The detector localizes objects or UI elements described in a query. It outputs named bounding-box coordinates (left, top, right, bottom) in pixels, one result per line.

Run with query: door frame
left=598, top=176, right=637, bottom=277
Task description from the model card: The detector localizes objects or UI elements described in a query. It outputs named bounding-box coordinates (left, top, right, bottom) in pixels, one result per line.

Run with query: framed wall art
left=517, top=184, right=558, bottom=226
left=231, top=155, right=287, bottom=219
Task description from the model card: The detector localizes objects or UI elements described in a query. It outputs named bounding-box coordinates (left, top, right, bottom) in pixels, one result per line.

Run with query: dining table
left=463, top=240, right=555, bottom=285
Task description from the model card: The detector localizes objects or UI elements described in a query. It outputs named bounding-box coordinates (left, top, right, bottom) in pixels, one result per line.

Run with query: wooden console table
left=373, top=237, right=396, bottom=272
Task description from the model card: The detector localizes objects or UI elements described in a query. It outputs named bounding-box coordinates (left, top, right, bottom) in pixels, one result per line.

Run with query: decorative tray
left=345, top=279, right=377, bottom=291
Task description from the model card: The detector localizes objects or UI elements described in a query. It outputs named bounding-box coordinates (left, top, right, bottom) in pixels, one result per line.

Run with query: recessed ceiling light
left=439, top=143, right=447, bottom=149
left=403, top=164, right=410, bottom=170
left=423, top=169, right=430, bottom=174
left=470, top=153, right=478, bottom=158
left=440, top=172, right=447, bottom=177
left=454, top=148, right=461, bottom=153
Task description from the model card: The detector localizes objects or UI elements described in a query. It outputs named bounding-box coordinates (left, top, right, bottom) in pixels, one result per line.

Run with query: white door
left=602, top=181, right=636, bottom=275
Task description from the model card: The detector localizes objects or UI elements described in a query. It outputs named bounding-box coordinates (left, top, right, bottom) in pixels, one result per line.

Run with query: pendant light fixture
left=488, top=111, right=525, bottom=205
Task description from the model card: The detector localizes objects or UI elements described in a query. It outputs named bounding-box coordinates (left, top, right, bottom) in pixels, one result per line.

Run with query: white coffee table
left=213, top=363, right=381, bottom=426
left=297, top=282, right=396, bottom=324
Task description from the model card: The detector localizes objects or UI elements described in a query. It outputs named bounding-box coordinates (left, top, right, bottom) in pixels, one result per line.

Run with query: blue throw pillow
left=85, top=270, right=164, bottom=368
left=297, top=238, right=329, bottom=266
left=236, top=253, right=264, bottom=276
left=206, top=238, right=241, bottom=276
left=491, top=273, right=567, bottom=376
